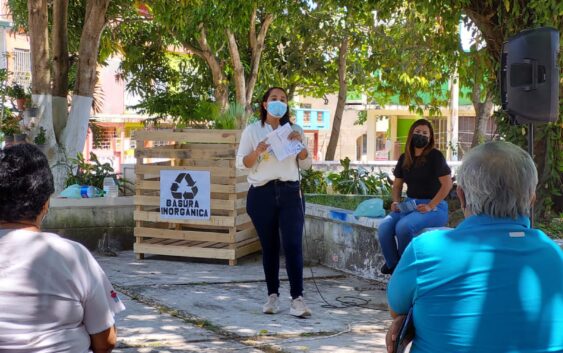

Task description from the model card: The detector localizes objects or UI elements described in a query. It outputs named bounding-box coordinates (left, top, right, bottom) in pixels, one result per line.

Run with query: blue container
left=80, top=185, right=96, bottom=198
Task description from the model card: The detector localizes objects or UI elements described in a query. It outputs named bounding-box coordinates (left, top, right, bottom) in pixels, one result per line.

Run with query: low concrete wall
left=43, top=197, right=135, bottom=251
left=304, top=204, right=387, bottom=281
left=304, top=204, right=563, bottom=281
left=313, top=160, right=462, bottom=176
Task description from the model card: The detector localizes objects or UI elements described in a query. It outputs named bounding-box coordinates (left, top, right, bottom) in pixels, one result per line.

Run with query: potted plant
left=23, top=102, right=38, bottom=122
left=8, top=83, right=26, bottom=111
left=0, top=113, right=21, bottom=146
left=34, top=126, right=47, bottom=152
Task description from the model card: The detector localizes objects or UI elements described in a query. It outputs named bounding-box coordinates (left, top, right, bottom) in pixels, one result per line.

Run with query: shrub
left=326, top=157, right=392, bottom=196
left=34, top=127, right=46, bottom=145
left=300, top=168, right=327, bottom=194
left=62, top=152, right=133, bottom=194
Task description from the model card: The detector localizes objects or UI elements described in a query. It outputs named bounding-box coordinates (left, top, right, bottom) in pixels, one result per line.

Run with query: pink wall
left=99, top=57, right=125, bottom=115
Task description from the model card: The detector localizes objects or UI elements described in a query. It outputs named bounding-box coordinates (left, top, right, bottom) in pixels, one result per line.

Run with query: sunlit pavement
left=98, top=251, right=392, bottom=352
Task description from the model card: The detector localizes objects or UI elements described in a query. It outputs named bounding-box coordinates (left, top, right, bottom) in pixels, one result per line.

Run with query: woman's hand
left=255, top=140, right=270, bottom=154
left=386, top=314, right=406, bottom=353
left=288, top=131, right=302, bottom=142
left=391, top=201, right=399, bottom=213
left=416, top=204, right=433, bottom=213
left=297, top=147, right=308, bottom=160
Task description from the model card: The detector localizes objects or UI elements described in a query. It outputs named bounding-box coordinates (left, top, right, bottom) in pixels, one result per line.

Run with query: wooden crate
left=133, top=129, right=260, bottom=265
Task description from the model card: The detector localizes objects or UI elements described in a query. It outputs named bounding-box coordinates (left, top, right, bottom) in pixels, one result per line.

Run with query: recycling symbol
left=170, top=173, right=198, bottom=199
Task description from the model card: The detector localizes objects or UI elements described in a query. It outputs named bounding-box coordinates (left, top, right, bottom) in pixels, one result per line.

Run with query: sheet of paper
left=266, top=123, right=304, bottom=161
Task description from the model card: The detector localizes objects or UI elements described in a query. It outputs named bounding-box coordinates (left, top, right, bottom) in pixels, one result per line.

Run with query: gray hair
left=457, top=141, right=537, bottom=219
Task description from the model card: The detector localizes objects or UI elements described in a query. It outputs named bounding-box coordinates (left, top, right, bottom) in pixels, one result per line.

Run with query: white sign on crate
left=160, top=170, right=211, bottom=220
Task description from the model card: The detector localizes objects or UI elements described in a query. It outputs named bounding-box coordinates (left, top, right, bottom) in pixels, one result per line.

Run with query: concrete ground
left=98, top=251, right=392, bottom=353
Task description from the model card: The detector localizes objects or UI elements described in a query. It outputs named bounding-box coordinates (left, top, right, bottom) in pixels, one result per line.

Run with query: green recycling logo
left=170, top=173, right=198, bottom=200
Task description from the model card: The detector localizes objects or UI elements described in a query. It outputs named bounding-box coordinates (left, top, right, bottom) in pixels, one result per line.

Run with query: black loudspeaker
left=500, top=27, right=560, bottom=124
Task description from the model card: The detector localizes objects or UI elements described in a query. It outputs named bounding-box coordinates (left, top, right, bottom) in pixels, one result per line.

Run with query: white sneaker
left=262, top=294, right=279, bottom=314
left=290, top=296, right=312, bottom=318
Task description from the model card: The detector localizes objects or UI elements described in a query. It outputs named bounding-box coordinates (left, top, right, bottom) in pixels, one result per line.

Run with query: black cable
left=297, top=154, right=383, bottom=310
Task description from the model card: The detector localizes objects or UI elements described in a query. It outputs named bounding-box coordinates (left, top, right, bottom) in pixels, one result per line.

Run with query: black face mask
left=412, top=134, right=429, bottom=148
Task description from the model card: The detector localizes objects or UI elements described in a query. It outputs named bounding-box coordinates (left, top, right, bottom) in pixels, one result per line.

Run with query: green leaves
left=326, top=157, right=392, bottom=196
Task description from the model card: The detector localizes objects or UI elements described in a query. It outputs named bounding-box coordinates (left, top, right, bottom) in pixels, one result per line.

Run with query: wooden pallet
left=132, top=129, right=260, bottom=265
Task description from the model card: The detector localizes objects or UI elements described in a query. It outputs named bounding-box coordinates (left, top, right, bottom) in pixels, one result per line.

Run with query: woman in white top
left=0, top=144, right=125, bottom=353
left=236, top=87, right=312, bottom=317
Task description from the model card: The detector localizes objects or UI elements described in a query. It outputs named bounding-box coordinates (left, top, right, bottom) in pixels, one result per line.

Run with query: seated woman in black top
left=378, top=119, right=453, bottom=274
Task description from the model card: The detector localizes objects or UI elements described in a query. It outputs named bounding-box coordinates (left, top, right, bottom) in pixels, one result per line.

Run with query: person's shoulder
left=248, top=120, right=264, bottom=129
left=535, top=230, right=563, bottom=256
left=242, top=121, right=261, bottom=133
left=291, top=123, right=304, bottom=133
left=41, top=231, right=93, bottom=260
left=429, top=148, right=446, bottom=158
left=411, top=227, right=453, bottom=252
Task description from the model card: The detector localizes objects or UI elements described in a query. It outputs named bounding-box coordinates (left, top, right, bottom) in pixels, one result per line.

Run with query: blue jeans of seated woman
left=246, top=180, right=305, bottom=299
left=378, top=198, right=448, bottom=269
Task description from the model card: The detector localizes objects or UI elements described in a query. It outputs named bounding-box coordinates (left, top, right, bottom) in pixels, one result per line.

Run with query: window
left=13, top=48, right=31, bottom=86
left=376, top=132, right=386, bottom=151
left=96, top=127, right=117, bottom=150
left=0, top=29, right=6, bottom=69
left=303, top=110, right=310, bottom=124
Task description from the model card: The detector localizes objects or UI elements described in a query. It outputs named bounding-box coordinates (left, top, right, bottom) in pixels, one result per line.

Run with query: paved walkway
left=98, top=251, right=391, bottom=352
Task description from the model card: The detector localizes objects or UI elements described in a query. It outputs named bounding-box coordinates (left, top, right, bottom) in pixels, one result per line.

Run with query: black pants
left=246, top=180, right=304, bottom=299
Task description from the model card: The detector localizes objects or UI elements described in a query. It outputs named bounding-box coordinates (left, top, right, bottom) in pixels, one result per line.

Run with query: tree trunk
left=226, top=30, right=246, bottom=109
left=62, top=95, right=93, bottom=160
left=52, top=0, right=69, bottom=97
left=175, top=24, right=230, bottom=111
left=192, top=25, right=229, bottom=111
left=471, top=94, right=494, bottom=147
left=287, top=83, right=297, bottom=101
left=61, top=0, right=109, bottom=161
left=463, top=7, right=503, bottom=65
left=73, top=0, right=109, bottom=97
left=52, top=0, right=69, bottom=141
left=27, top=0, right=57, bottom=164
left=245, top=12, right=274, bottom=110
left=28, top=0, right=50, bottom=94
left=324, top=36, right=348, bottom=161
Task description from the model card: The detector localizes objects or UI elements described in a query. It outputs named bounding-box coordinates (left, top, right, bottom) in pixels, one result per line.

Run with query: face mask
left=266, top=101, right=287, bottom=118
left=412, top=133, right=429, bottom=148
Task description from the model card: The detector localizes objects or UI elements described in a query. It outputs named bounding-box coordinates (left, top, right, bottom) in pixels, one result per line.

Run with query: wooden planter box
left=133, top=129, right=260, bottom=265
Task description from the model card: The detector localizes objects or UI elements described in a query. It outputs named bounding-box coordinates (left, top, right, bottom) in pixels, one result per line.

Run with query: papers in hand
left=266, top=123, right=304, bottom=161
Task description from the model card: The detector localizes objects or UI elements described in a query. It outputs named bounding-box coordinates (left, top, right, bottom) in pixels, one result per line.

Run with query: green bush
left=0, top=113, right=21, bottom=136
left=34, top=127, right=46, bottom=145
left=8, top=83, right=26, bottom=99
left=300, top=168, right=327, bottom=194
left=61, top=152, right=133, bottom=194
left=537, top=216, right=563, bottom=239
left=326, top=157, right=392, bottom=196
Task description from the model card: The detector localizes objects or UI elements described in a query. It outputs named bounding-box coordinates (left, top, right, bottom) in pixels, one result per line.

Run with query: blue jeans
left=246, top=180, right=305, bottom=299
left=378, top=198, right=448, bottom=269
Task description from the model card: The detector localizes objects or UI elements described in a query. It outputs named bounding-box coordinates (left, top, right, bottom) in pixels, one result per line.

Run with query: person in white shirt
left=236, top=87, right=312, bottom=317
left=0, top=144, right=125, bottom=353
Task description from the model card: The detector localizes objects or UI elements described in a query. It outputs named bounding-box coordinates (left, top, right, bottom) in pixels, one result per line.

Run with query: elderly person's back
left=0, top=144, right=125, bottom=353
left=386, top=141, right=563, bottom=353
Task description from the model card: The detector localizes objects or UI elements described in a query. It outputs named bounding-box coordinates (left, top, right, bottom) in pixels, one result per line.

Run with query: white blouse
left=236, top=121, right=311, bottom=187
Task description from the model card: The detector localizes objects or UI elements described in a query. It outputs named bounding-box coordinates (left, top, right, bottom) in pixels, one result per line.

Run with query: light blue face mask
left=266, top=101, right=287, bottom=118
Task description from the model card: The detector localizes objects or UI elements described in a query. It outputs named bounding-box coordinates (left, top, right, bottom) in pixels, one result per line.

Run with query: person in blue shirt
left=386, top=141, right=563, bottom=353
